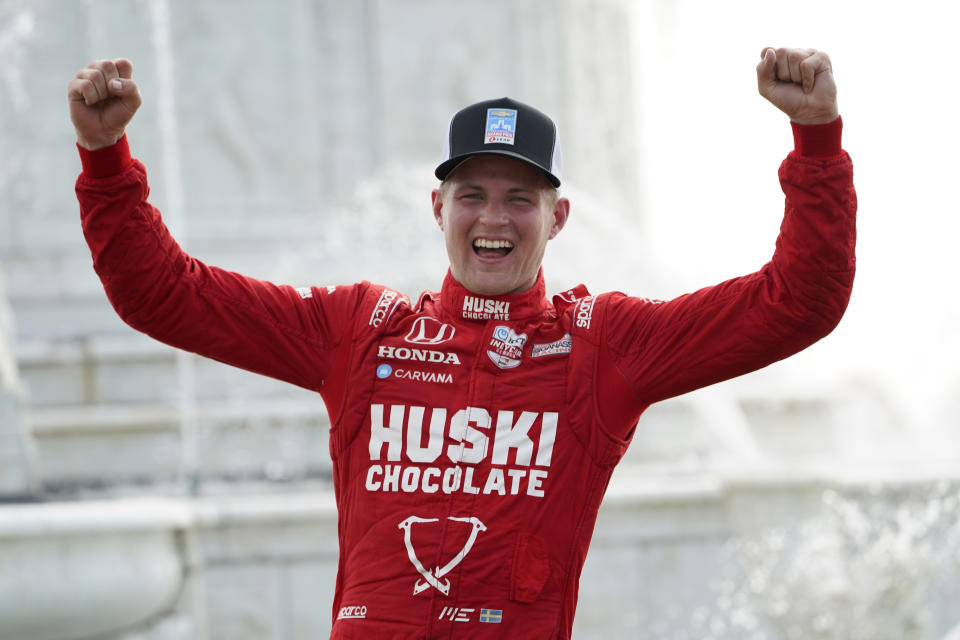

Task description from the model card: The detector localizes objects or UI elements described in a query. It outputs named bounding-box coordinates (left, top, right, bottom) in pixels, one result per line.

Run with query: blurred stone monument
left=0, top=266, right=35, bottom=498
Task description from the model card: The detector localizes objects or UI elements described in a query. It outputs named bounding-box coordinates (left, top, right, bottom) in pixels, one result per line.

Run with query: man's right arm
left=70, top=59, right=366, bottom=391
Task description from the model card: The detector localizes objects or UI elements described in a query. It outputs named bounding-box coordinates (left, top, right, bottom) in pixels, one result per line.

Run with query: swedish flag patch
left=479, top=608, right=503, bottom=623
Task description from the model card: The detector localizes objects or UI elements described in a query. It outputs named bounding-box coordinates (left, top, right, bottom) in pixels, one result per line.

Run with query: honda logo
left=405, top=317, right=456, bottom=345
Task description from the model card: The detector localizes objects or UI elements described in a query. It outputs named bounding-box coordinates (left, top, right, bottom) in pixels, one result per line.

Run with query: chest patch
left=487, top=325, right=527, bottom=369
left=531, top=333, right=572, bottom=358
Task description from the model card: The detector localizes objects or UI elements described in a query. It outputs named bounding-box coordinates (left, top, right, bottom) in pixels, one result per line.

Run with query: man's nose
left=478, top=202, right=510, bottom=226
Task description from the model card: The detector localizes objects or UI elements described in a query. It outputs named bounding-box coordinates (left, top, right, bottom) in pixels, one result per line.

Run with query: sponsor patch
left=439, top=607, right=475, bottom=622
left=485, top=108, right=517, bottom=145
left=378, top=345, right=461, bottom=366
left=531, top=333, right=572, bottom=358
left=399, top=516, right=487, bottom=596
left=574, top=296, right=595, bottom=330
left=479, top=608, right=503, bottom=624
left=337, top=605, right=367, bottom=620
left=376, top=364, right=393, bottom=379
left=369, top=289, right=408, bottom=328
left=387, top=368, right=454, bottom=385
left=487, top=325, right=527, bottom=369
left=366, top=405, right=557, bottom=499
left=555, top=289, right=578, bottom=304
left=367, top=464, right=549, bottom=498
left=462, top=296, right=510, bottom=320
left=295, top=287, right=313, bottom=299
left=405, top=317, right=456, bottom=345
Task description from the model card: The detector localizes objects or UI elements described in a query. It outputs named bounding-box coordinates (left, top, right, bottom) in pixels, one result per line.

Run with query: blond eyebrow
left=455, top=184, right=540, bottom=195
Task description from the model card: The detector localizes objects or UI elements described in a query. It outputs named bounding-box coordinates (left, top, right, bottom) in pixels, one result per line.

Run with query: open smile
left=472, top=238, right=514, bottom=258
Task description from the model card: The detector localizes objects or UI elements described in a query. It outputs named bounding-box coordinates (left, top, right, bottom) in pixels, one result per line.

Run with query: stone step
left=3, top=242, right=312, bottom=301
left=3, top=238, right=336, bottom=343
left=29, top=398, right=332, bottom=492
left=16, top=333, right=315, bottom=407
left=10, top=295, right=128, bottom=342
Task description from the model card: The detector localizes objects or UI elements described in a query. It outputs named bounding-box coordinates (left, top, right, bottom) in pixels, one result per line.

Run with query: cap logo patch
left=485, top=108, right=517, bottom=145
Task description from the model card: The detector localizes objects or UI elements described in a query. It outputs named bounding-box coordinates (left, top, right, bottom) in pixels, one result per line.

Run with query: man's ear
left=431, top=188, right=444, bottom=230
left=548, top=197, right=570, bottom=240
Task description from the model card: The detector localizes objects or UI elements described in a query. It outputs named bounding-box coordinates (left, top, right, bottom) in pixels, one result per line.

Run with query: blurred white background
left=626, top=0, right=960, bottom=445
left=1, top=1, right=959, bottom=639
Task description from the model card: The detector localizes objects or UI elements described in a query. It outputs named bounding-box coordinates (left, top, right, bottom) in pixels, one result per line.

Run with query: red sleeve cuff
left=77, top=135, right=134, bottom=178
left=791, top=117, right=843, bottom=158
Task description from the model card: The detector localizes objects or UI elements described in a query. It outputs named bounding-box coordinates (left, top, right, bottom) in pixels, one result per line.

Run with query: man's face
left=431, top=155, right=569, bottom=296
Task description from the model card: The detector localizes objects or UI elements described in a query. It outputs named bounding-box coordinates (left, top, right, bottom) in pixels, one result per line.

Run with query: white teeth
left=473, top=238, right=514, bottom=249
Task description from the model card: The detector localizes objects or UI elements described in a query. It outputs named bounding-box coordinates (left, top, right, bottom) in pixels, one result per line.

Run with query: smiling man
left=69, top=47, right=855, bottom=639
left=433, top=154, right=568, bottom=296
left=432, top=98, right=569, bottom=298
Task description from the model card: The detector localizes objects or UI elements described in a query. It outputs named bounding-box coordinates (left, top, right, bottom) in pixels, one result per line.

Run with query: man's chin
left=464, top=282, right=513, bottom=296
left=459, top=273, right=536, bottom=297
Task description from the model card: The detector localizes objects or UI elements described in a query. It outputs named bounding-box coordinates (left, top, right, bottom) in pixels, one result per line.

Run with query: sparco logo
left=378, top=345, right=461, bottom=365
left=398, top=516, right=486, bottom=596
left=556, top=289, right=578, bottom=304
left=405, top=317, right=456, bottom=345
left=337, top=605, right=367, bottom=620
left=369, top=289, right=407, bottom=328
left=575, top=296, right=595, bottom=329
left=462, top=296, right=510, bottom=320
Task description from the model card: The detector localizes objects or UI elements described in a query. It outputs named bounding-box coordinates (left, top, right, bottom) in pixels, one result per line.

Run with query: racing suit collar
left=441, top=268, right=550, bottom=323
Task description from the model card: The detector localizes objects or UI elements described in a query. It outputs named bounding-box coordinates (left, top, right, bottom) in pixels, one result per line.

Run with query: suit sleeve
left=75, top=136, right=367, bottom=393
left=600, top=118, right=856, bottom=416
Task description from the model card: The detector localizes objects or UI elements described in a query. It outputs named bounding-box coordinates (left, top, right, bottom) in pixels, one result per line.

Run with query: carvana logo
left=376, top=364, right=393, bottom=379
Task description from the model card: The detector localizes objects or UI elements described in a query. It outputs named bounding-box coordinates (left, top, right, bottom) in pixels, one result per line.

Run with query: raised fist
left=67, top=58, right=142, bottom=150
left=757, top=48, right=839, bottom=125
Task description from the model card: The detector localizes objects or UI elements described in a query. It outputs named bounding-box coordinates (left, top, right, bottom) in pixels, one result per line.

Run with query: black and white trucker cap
left=435, top=97, right=563, bottom=187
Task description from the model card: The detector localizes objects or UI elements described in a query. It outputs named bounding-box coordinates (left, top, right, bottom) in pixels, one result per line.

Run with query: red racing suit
left=76, top=118, right=855, bottom=639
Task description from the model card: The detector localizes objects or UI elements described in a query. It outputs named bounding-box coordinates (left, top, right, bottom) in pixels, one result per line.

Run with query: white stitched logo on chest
left=405, top=317, right=456, bottom=345
left=398, top=515, right=487, bottom=596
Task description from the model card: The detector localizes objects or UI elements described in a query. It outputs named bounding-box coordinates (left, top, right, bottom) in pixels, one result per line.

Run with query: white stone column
left=0, top=265, right=35, bottom=497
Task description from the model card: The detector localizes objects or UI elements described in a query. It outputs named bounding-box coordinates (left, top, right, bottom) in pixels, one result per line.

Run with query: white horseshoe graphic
left=398, top=515, right=487, bottom=596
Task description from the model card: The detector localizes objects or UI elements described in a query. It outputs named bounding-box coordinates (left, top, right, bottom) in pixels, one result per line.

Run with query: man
left=68, top=47, right=855, bottom=639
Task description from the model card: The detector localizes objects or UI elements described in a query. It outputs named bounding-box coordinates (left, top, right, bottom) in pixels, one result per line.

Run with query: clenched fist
left=67, top=58, right=142, bottom=150
left=757, top=48, right=838, bottom=125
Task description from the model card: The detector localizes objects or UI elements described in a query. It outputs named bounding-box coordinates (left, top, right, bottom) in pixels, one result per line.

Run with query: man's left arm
left=595, top=48, right=856, bottom=425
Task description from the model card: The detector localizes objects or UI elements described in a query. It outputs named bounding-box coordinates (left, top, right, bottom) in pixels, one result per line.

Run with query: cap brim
left=435, top=151, right=561, bottom=188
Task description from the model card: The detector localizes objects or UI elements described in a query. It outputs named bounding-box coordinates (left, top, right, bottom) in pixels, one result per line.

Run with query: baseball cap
left=435, top=97, right=563, bottom=187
